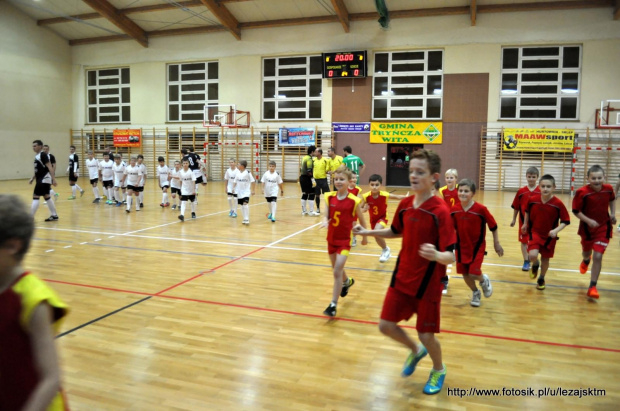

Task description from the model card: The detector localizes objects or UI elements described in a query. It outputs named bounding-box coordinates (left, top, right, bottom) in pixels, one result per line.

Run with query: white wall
left=0, top=2, right=72, bottom=180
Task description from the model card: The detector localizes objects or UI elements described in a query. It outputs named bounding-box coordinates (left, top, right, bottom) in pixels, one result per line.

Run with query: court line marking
left=46, top=278, right=620, bottom=353
left=33, top=227, right=620, bottom=277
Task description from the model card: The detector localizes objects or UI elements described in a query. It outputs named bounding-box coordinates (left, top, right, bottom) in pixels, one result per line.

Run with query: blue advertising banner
left=279, top=128, right=316, bottom=146
left=333, top=122, right=371, bottom=133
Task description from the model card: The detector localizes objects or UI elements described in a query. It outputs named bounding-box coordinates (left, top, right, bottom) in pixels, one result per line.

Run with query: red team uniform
left=362, top=191, right=390, bottom=229
left=572, top=184, right=615, bottom=254
left=451, top=202, right=498, bottom=276
left=324, top=192, right=362, bottom=255
left=348, top=186, right=361, bottom=197
left=526, top=194, right=571, bottom=258
left=439, top=185, right=458, bottom=209
left=381, top=196, right=456, bottom=333
left=512, top=185, right=541, bottom=244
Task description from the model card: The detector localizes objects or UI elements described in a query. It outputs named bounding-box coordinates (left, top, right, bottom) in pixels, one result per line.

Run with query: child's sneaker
left=93, top=198, right=101, bottom=203
left=536, top=278, right=546, bottom=290
left=481, top=274, right=493, bottom=298
left=80, top=189, right=85, bottom=197
left=379, top=247, right=391, bottom=263
left=165, top=202, right=170, bottom=207
left=587, top=286, right=599, bottom=299
left=441, top=277, right=449, bottom=295
left=191, top=212, right=196, bottom=219
left=323, top=303, right=336, bottom=317
left=267, top=213, right=272, bottom=220
left=530, top=261, right=539, bottom=279
left=351, top=237, right=357, bottom=247
left=116, top=202, right=123, bottom=207
left=160, top=203, right=165, bottom=207
left=231, top=212, right=237, bottom=218
left=229, top=210, right=233, bottom=217
left=271, top=217, right=276, bottom=222
left=178, top=215, right=184, bottom=222
left=340, top=278, right=355, bottom=297
left=423, top=366, right=447, bottom=395
left=68, top=196, right=76, bottom=200
left=522, top=260, right=530, bottom=271
left=44, top=215, right=59, bottom=222
left=401, top=345, right=427, bottom=377
left=579, top=260, right=589, bottom=274
left=470, top=290, right=481, bottom=307
left=172, top=204, right=177, bottom=210
left=54, top=192, right=59, bottom=199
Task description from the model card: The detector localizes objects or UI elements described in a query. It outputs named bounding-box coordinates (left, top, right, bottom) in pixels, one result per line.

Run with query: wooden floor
left=4, top=178, right=619, bottom=410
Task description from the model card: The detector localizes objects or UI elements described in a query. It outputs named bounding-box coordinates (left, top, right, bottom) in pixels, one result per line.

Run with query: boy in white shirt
left=224, top=158, right=238, bottom=218
left=136, top=155, right=147, bottom=208
left=233, top=160, right=255, bottom=225
left=85, top=151, right=101, bottom=203
left=99, top=153, right=115, bottom=204
left=157, top=156, right=171, bottom=207
left=169, top=160, right=182, bottom=210
left=175, top=159, right=197, bottom=222
left=261, top=161, right=284, bottom=222
left=122, top=157, right=143, bottom=213
left=112, top=155, right=126, bottom=206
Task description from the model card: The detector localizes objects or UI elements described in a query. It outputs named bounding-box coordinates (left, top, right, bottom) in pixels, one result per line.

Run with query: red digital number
left=328, top=70, right=333, bottom=77
left=354, top=69, right=359, bottom=76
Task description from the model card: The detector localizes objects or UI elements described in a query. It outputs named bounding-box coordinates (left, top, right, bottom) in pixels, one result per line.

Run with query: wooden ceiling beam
left=330, top=0, right=350, bottom=33
left=199, top=0, right=241, bottom=40
left=81, top=0, right=148, bottom=47
left=478, top=0, right=612, bottom=14
left=471, top=0, right=477, bottom=26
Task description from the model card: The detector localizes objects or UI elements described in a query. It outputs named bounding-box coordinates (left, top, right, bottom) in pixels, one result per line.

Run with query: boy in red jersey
left=347, top=172, right=362, bottom=246
left=354, top=149, right=456, bottom=395
left=510, top=167, right=540, bottom=271
left=321, top=166, right=367, bottom=317
left=438, top=168, right=458, bottom=209
left=361, top=174, right=408, bottom=262
left=0, top=194, right=69, bottom=410
left=521, top=174, right=570, bottom=290
left=451, top=179, right=504, bottom=307
left=572, top=165, right=616, bottom=299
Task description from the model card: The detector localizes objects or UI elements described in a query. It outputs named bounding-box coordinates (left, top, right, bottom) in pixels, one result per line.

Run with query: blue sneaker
left=402, top=345, right=427, bottom=377
left=267, top=213, right=272, bottom=220
left=423, top=365, right=447, bottom=395
left=522, top=260, right=530, bottom=271
left=228, top=210, right=233, bottom=217
left=271, top=217, right=276, bottom=222
left=231, top=212, right=237, bottom=218
left=116, top=201, right=123, bottom=207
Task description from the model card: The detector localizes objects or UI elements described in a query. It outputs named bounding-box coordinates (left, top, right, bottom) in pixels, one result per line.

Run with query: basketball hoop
left=203, top=104, right=250, bottom=128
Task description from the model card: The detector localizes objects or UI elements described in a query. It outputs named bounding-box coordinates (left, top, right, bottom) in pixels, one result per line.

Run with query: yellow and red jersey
left=439, top=185, right=459, bottom=209
left=362, top=190, right=390, bottom=227
left=325, top=192, right=361, bottom=246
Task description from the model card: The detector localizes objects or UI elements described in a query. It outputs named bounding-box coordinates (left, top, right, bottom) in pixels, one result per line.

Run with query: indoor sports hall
left=2, top=0, right=620, bottom=409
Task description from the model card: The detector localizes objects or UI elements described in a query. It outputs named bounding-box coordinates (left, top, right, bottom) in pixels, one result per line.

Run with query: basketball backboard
left=595, top=100, right=620, bottom=129
left=203, top=104, right=250, bottom=128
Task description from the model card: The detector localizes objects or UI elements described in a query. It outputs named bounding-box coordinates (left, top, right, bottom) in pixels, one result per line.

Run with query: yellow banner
left=370, top=122, right=443, bottom=144
left=503, top=129, right=574, bottom=152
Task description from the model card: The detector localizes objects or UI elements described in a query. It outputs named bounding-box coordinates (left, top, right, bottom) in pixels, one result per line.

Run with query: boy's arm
left=610, top=199, right=617, bottom=225
left=521, top=211, right=529, bottom=234
left=419, top=243, right=455, bottom=265
left=510, top=208, right=519, bottom=226
left=251, top=181, right=255, bottom=195
left=549, top=222, right=568, bottom=238
left=572, top=210, right=598, bottom=228
left=355, top=203, right=369, bottom=245
left=353, top=225, right=401, bottom=239
left=22, top=303, right=61, bottom=411
left=390, top=193, right=409, bottom=200
left=45, top=161, right=57, bottom=187
left=278, top=182, right=284, bottom=196
left=491, top=229, right=504, bottom=257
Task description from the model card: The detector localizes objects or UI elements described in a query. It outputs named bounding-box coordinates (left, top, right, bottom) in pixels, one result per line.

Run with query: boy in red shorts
left=451, top=179, right=504, bottom=307
left=521, top=174, right=570, bottom=291
left=361, top=174, right=408, bottom=263
left=572, top=165, right=616, bottom=299
left=510, top=167, right=540, bottom=271
left=321, top=166, right=367, bottom=317
left=354, top=149, right=456, bottom=395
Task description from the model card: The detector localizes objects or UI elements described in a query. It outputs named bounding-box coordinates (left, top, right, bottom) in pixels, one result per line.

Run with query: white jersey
left=124, top=165, right=143, bottom=187
left=170, top=168, right=182, bottom=189
left=113, top=162, right=126, bottom=187
left=224, top=167, right=238, bottom=193
left=99, top=159, right=114, bottom=181
left=157, top=165, right=170, bottom=186
left=137, top=163, right=147, bottom=187
left=235, top=169, right=255, bottom=198
left=179, top=169, right=196, bottom=195
left=261, top=171, right=283, bottom=198
left=86, top=158, right=99, bottom=179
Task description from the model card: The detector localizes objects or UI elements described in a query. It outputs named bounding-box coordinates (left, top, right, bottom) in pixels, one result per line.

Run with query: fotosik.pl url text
left=447, top=387, right=605, bottom=399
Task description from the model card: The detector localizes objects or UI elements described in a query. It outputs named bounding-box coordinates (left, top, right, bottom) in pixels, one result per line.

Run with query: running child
left=67, top=145, right=84, bottom=199
left=136, top=155, right=147, bottom=208
left=85, top=151, right=101, bottom=203
left=112, top=155, right=126, bottom=206
left=157, top=157, right=171, bottom=207
left=99, top=153, right=115, bottom=205
left=321, top=165, right=368, bottom=317
left=233, top=160, right=255, bottom=225
left=348, top=172, right=362, bottom=246
left=451, top=179, right=504, bottom=307
left=572, top=165, right=616, bottom=299
left=510, top=167, right=540, bottom=271
left=176, top=159, right=197, bottom=222
left=521, top=174, right=570, bottom=291
left=224, top=158, right=238, bottom=217
left=122, top=157, right=143, bottom=213
left=0, top=194, right=69, bottom=410
left=261, top=161, right=284, bottom=222
left=438, top=168, right=458, bottom=209
left=168, top=160, right=182, bottom=210
left=361, top=174, right=408, bottom=262
left=354, top=149, right=455, bottom=395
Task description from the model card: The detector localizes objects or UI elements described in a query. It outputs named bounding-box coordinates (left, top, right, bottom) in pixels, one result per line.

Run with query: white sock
left=233, top=200, right=238, bottom=214
left=242, top=204, right=249, bottom=220
left=127, top=196, right=132, bottom=211
left=135, top=196, right=140, bottom=210
left=191, top=201, right=196, bottom=213
left=308, top=201, right=315, bottom=213
left=271, top=201, right=277, bottom=218
left=301, top=199, right=307, bottom=212
left=72, top=186, right=77, bottom=196
left=228, top=196, right=234, bottom=211
left=31, top=199, right=40, bottom=215
left=46, top=198, right=57, bottom=216
left=181, top=201, right=186, bottom=216
left=50, top=189, right=56, bottom=197
left=123, top=191, right=127, bottom=201
left=163, top=193, right=168, bottom=203
left=139, top=192, right=144, bottom=204
left=93, top=187, right=99, bottom=198
left=75, top=183, right=82, bottom=191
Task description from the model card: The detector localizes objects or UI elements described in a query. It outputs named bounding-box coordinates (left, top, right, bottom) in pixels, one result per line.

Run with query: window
left=87, top=68, right=130, bottom=123
left=500, top=45, right=581, bottom=120
left=262, top=56, right=323, bottom=120
left=168, top=62, right=219, bottom=122
left=372, top=50, right=443, bottom=120
left=168, top=132, right=219, bottom=154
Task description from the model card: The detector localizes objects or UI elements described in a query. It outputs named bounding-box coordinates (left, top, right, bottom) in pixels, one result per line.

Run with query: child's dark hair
left=137, top=154, right=144, bottom=160
left=158, top=156, right=165, bottom=162
left=269, top=160, right=276, bottom=166
left=458, top=178, right=477, bottom=194
left=343, top=145, right=352, bottom=154
left=587, top=164, right=605, bottom=176
left=526, top=166, right=540, bottom=176
left=306, top=146, right=316, bottom=155
left=70, top=145, right=76, bottom=149
left=0, top=195, right=35, bottom=261
left=32, top=140, right=43, bottom=146
left=411, top=149, right=441, bottom=175
left=540, top=174, right=556, bottom=186
left=239, top=160, right=248, bottom=168
left=369, top=174, right=383, bottom=184
left=433, top=180, right=440, bottom=190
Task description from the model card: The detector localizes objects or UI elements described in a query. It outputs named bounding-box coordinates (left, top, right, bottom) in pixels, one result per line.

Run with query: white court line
left=46, top=249, right=54, bottom=253
left=64, top=246, right=72, bottom=249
